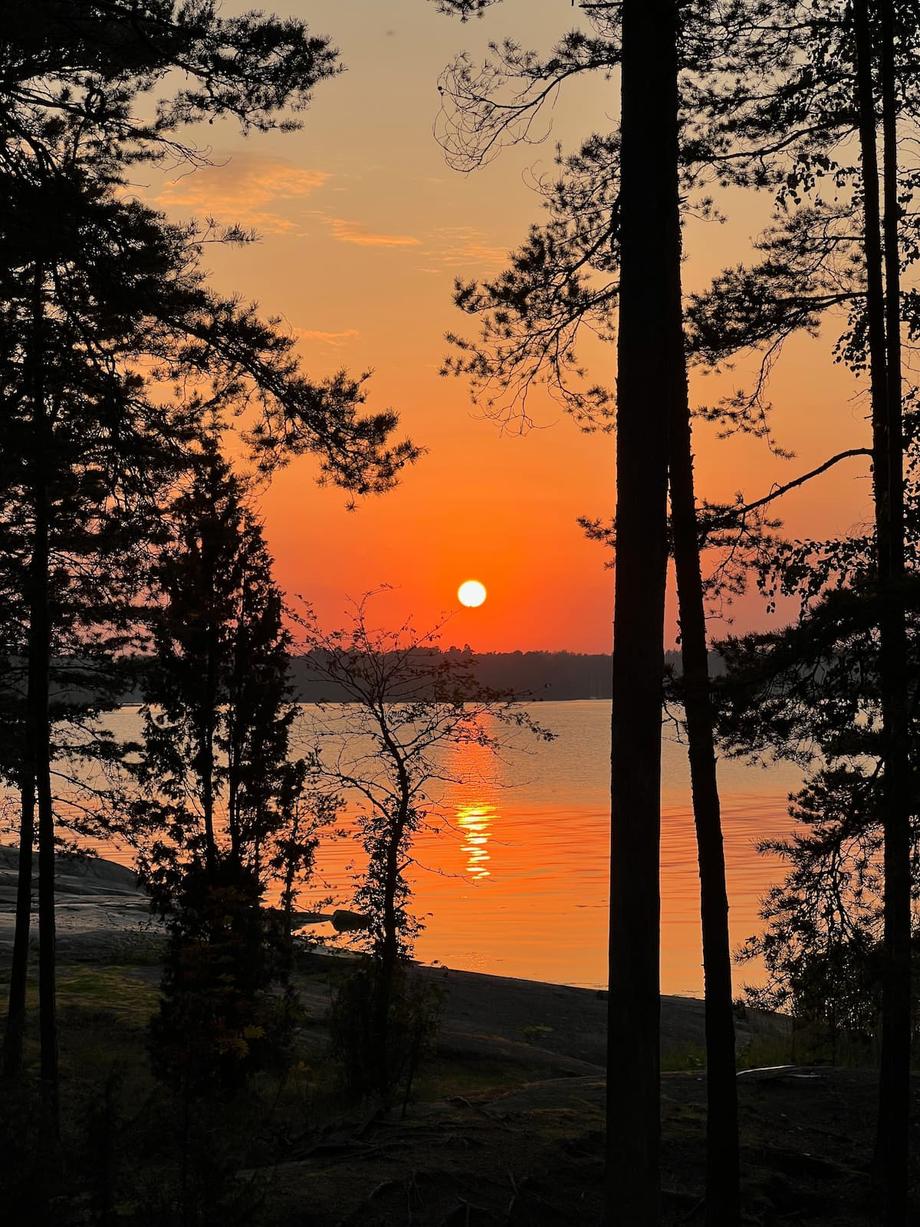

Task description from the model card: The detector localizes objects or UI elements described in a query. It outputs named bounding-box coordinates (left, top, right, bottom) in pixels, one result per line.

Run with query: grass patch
left=58, top=964, right=159, bottom=1027
left=413, top=1053, right=535, bottom=1101
left=661, top=1041, right=706, bottom=1072
left=738, top=1031, right=798, bottom=1070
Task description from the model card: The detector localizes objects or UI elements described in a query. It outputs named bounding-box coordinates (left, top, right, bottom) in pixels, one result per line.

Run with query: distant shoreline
left=287, top=648, right=718, bottom=704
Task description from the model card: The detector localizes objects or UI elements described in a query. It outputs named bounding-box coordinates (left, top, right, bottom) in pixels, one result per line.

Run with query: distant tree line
left=24, top=646, right=719, bottom=705
left=291, top=647, right=713, bottom=702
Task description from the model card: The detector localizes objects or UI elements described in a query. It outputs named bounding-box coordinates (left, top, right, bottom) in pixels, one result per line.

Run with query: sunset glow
left=146, top=0, right=874, bottom=654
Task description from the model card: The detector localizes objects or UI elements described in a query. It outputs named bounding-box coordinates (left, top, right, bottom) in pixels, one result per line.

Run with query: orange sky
left=141, top=0, right=876, bottom=652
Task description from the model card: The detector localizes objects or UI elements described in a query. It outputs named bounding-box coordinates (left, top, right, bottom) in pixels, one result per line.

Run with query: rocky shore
left=0, top=844, right=158, bottom=960
left=0, top=846, right=786, bottom=1065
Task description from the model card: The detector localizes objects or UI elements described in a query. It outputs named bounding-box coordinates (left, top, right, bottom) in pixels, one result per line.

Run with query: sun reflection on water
left=456, top=802, right=496, bottom=880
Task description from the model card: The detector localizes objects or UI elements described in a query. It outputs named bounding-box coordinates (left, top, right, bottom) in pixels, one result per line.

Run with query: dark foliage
left=150, top=861, right=299, bottom=1097
left=329, top=959, right=442, bottom=1105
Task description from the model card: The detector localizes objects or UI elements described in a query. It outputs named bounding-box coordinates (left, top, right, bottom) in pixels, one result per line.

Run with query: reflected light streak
left=456, top=802, right=496, bottom=880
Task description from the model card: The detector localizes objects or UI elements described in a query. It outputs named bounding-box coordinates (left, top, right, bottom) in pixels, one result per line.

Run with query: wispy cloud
left=294, top=327, right=360, bottom=347
left=426, top=226, right=508, bottom=270
left=328, top=218, right=421, bottom=248
left=158, top=154, right=330, bottom=233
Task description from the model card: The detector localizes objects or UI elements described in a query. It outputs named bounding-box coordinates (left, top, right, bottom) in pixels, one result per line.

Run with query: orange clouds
left=157, top=153, right=330, bottom=232
left=294, top=327, right=361, bottom=347
left=425, top=225, right=508, bottom=270
left=327, top=217, right=421, bottom=247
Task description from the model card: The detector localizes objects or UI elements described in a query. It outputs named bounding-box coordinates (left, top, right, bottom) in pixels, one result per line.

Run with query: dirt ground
left=1, top=853, right=917, bottom=1225
left=241, top=1065, right=920, bottom=1226
left=264, top=959, right=919, bottom=1226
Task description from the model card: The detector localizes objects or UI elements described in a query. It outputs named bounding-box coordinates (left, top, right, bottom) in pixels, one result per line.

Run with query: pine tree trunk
left=606, top=1, right=679, bottom=1220
left=199, top=528, right=220, bottom=873
left=868, top=2, right=912, bottom=1221
left=669, top=399, right=741, bottom=1225
left=37, top=648, right=58, bottom=1151
left=24, top=263, right=60, bottom=1147
left=201, top=652, right=218, bottom=873
left=227, top=762, right=240, bottom=867
left=2, top=778, right=36, bottom=1078
left=201, top=727, right=216, bottom=871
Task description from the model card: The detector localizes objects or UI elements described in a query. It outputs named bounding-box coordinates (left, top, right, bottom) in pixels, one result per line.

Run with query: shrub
left=150, top=862, right=298, bottom=1096
left=329, top=960, right=441, bottom=1107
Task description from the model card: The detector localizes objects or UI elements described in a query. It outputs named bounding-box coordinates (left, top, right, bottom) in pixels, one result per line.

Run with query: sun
left=457, top=579, right=487, bottom=608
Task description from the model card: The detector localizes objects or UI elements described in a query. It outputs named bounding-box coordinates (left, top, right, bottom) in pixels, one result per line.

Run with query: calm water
left=293, top=701, right=801, bottom=995
left=58, top=701, right=802, bottom=996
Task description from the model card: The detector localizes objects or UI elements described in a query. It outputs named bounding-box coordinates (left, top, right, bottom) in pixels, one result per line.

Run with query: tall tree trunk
left=376, top=802, right=407, bottom=1101
left=37, top=639, right=57, bottom=1152
left=24, top=263, right=60, bottom=1147
left=669, top=402, right=741, bottom=1221
left=871, top=2, right=913, bottom=1222
left=606, top=1, right=679, bottom=1220
left=227, top=751, right=240, bottom=867
left=2, top=777, right=36, bottom=1078
left=200, top=647, right=218, bottom=874
left=200, top=723, right=216, bottom=871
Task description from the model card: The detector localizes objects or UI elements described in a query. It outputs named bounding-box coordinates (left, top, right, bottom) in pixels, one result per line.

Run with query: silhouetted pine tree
left=0, top=0, right=417, bottom=1130
left=605, top=6, right=681, bottom=1219
left=0, top=161, right=415, bottom=1148
left=0, top=1, right=341, bottom=179
left=139, top=441, right=297, bottom=883
left=716, top=405, right=920, bottom=1074
left=0, top=173, right=190, bottom=1138
left=140, top=443, right=306, bottom=1093
left=855, top=8, right=912, bottom=1211
left=688, top=5, right=919, bottom=1215
left=432, top=2, right=742, bottom=1216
